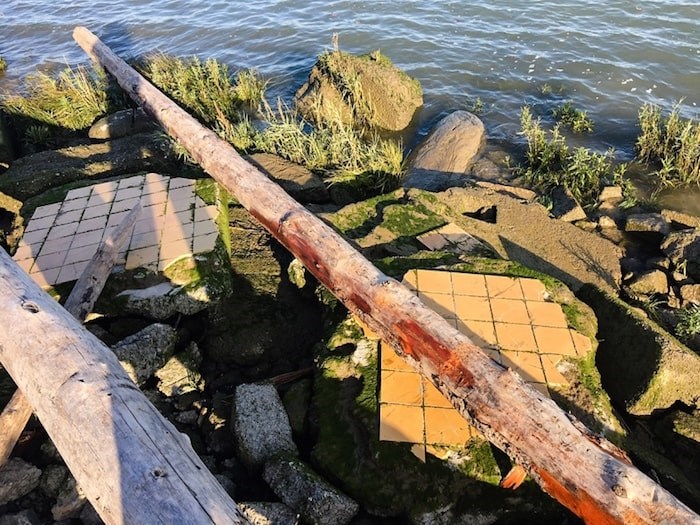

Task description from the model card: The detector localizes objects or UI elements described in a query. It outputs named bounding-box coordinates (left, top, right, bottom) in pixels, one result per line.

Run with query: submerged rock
left=233, top=383, right=298, bottom=470
left=404, top=111, right=485, bottom=191
left=0, top=458, right=41, bottom=505
left=295, top=50, right=422, bottom=131
left=262, top=457, right=359, bottom=525
left=88, top=108, right=157, bottom=140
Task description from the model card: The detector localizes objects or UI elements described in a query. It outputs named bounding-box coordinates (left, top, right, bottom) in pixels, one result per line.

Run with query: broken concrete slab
left=111, top=323, right=177, bottom=386
left=246, top=153, right=329, bottom=204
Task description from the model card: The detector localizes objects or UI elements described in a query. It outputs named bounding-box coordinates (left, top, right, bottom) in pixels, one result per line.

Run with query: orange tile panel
left=495, top=322, right=538, bottom=352
left=533, top=326, right=577, bottom=356
left=501, top=350, right=546, bottom=383
left=419, top=292, right=455, bottom=319
left=571, top=331, right=593, bottom=356
left=485, top=275, right=523, bottom=299
left=526, top=300, right=569, bottom=328
left=454, top=296, right=492, bottom=322
left=457, top=320, right=497, bottom=347
left=416, top=270, right=453, bottom=294
left=450, top=272, right=488, bottom=297
left=490, top=298, right=530, bottom=324
left=379, top=404, right=424, bottom=443
left=424, top=407, right=471, bottom=445
left=520, top=278, right=547, bottom=301
left=422, top=379, right=453, bottom=408
left=380, top=370, right=423, bottom=406
left=380, top=343, right=414, bottom=372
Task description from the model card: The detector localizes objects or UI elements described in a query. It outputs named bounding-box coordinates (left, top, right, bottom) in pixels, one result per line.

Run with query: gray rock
left=0, top=458, right=42, bottom=505
left=111, top=323, right=177, bottom=386
left=155, top=342, right=204, bottom=397
left=598, top=185, right=623, bottom=204
left=625, top=213, right=670, bottom=235
left=598, top=215, right=617, bottom=229
left=404, top=111, right=485, bottom=191
left=263, top=457, right=359, bottom=525
left=0, top=510, right=40, bottom=525
left=680, top=284, right=700, bottom=305
left=233, top=383, right=298, bottom=469
left=247, top=153, right=329, bottom=203
left=627, top=270, right=669, bottom=296
left=88, top=108, right=156, bottom=140
left=412, top=504, right=498, bottom=525
left=550, top=186, right=587, bottom=222
left=214, top=474, right=236, bottom=497
left=39, top=464, right=69, bottom=498
left=239, top=502, right=299, bottom=525
left=116, top=282, right=212, bottom=320
left=51, top=475, right=87, bottom=521
left=79, top=502, right=103, bottom=525
left=662, top=229, right=700, bottom=282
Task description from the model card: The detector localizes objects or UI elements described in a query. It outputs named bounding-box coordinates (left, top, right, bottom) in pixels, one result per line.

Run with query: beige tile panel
left=485, top=275, right=523, bottom=299
left=417, top=270, right=452, bottom=294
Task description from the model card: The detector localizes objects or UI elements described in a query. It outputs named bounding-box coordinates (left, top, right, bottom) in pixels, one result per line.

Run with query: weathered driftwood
left=0, top=204, right=143, bottom=468
left=0, top=248, right=248, bottom=524
left=72, top=26, right=700, bottom=525
left=0, top=390, right=33, bottom=465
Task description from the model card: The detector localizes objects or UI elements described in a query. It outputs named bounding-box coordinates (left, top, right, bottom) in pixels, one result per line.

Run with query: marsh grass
left=553, top=101, right=593, bottom=133
left=1, top=65, right=111, bottom=130
left=520, top=106, right=631, bottom=209
left=637, top=102, right=700, bottom=187
left=138, top=54, right=266, bottom=125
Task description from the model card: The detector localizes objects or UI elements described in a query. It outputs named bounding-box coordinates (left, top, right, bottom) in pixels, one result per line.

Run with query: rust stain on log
left=395, top=319, right=474, bottom=388
left=533, top=466, right=622, bottom=525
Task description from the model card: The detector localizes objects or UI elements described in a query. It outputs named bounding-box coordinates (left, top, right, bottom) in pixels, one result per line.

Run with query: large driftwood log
left=72, top=26, right=700, bottom=524
left=0, top=247, right=247, bottom=523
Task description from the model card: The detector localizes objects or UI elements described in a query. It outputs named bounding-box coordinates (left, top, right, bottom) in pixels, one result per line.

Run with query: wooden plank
left=0, top=389, right=33, bottom=464
left=71, top=25, right=700, bottom=525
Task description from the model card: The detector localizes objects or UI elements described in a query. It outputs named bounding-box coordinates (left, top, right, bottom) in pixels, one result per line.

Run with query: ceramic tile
left=118, top=175, right=145, bottom=188
left=529, top=383, right=550, bottom=397
left=419, top=292, right=455, bottom=319
left=87, top=193, right=114, bottom=207
left=158, top=257, right=180, bottom=271
left=12, top=244, right=36, bottom=261
left=15, top=258, right=34, bottom=273
left=38, top=237, right=71, bottom=256
left=168, top=186, right=195, bottom=202
left=143, top=180, right=169, bottom=195
left=501, top=351, right=546, bottom=383
left=417, top=270, right=452, bottom=294
left=422, top=379, right=453, bottom=408
left=133, top=214, right=165, bottom=235
left=451, top=273, right=488, bottom=297
left=29, top=268, right=60, bottom=288
left=571, top=331, right=593, bottom=356
left=166, top=199, right=192, bottom=214
left=106, top=211, right=129, bottom=228
left=82, top=203, right=112, bottom=220
left=490, top=298, right=530, bottom=324
left=33, top=251, right=67, bottom=272
left=125, top=245, right=160, bottom=270
left=424, top=408, right=471, bottom=445
left=495, top=322, right=538, bottom=351
left=129, top=230, right=162, bottom=250
left=46, top=222, right=79, bottom=241
left=380, top=343, right=414, bottom=372
left=194, top=205, right=218, bottom=223
left=193, top=219, right=218, bottom=237
left=533, top=326, right=577, bottom=356
left=526, top=301, right=569, bottom=328
left=70, top=231, right=103, bottom=249
left=160, top=239, right=193, bottom=260
left=65, top=186, right=92, bottom=200
left=32, top=203, right=62, bottom=219
left=520, top=278, right=547, bottom=301
left=379, top=404, right=424, bottom=443
left=111, top=197, right=140, bottom=214
left=169, top=177, right=195, bottom=189
left=61, top=197, right=89, bottom=212
left=457, top=320, right=497, bottom=346
left=24, top=214, right=56, bottom=232
left=402, top=270, right=418, bottom=289
left=380, top=370, right=423, bottom=406
left=91, top=181, right=119, bottom=195
left=417, top=232, right=449, bottom=250
left=76, top=215, right=108, bottom=233
left=54, top=209, right=84, bottom=226
left=114, top=186, right=143, bottom=202
left=454, top=296, right=492, bottom=322
left=145, top=172, right=167, bottom=184
left=21, top=229, right=49, bottom=245
left=485, top=275, right=523, bottom=299
left=542, top=359, right=568, bottom=386
left=193, top=232, right=218, bottom=253
left=64, top=244, right=98, bottom=265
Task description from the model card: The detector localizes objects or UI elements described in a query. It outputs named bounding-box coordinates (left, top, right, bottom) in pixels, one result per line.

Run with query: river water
left=1, top=1, right=699, bottom=157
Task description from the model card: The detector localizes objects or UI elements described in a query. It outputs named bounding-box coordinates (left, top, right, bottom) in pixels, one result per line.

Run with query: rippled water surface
left=1, top=1, right=698, bottom=153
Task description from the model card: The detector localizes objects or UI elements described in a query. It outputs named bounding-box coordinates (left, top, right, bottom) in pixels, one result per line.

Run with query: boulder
left=549, top=186, right=587, bottom=222
left=0, top=458, right=41, bottom=505
left=111, top=323, right=177, bottom=386
left=154, top=341, right=204, bottom=397
left=246, top=153, right=329, bottom=203
left=598, top=215, right=617, bottom=229
left=239, top=502, right=299, bottom=525
left=625, top=213, right=670, bottom=236
left=403, top=111, right=485, bottom=191
left=262, top=457, right=359, bottom=525
left=51, top=475, right=87, bottom=521
left=680, top=284, right=700, bottom=305
left=233, top=383, right=298, bottom=470
left=627, top=269, right=669, bottom=297
left=295, top=50, right=422, bottom=131
left=0, top=132, right=176, bottom=200
left=88, top=108, right=157, bottom=140
left=0, top=510, right=40, bottom=525
left=662, top=229, right=700, bottom=281
left=579, top=284, right=700, bottom=415
left=39, top=464, right=68, bottom=498
left=598, top=186, right=623, bottom=204
left=661, top=209, right=700, bottom=230
left=116, top=281, right=211, bottom=320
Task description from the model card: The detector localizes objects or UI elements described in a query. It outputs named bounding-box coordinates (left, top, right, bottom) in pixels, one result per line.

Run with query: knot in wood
left=612, top=484, right=627, bottom=498
left=21, top=301, right=40, bottom=313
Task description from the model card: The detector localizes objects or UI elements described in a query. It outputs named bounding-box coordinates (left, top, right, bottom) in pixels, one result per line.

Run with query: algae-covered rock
left=580, top=283, right=700, bottom=415
left=295, top=50, right=422, bottom=131
left=404, top=111, right=485, bottom=191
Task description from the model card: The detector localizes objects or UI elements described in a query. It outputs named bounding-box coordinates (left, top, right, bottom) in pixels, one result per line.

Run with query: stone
left=51, top=474, right=87, bottom=520
left=239, top=502, right=299, bottom=525
left=295, top=50, right=422, bottom=131
left=111, top=323, right=177, bottom=386
left=0, top=113, right=15, bottom=169
left=262, top=457, right=359, bottom=525
left=680, top=284, right=700, bottom=305
left=39, top=464, right=69, bottom=498
left=625, top=213, right=670, bottom=235
left=154, top=341, right=204, bottom=397
left=598, top=215, right=617, bottom=229
left=233, top=383, right=298, bottom=469
left=88, top=107, right=156, bottom=139
left=247, top=153, right=329, bottom=203
left=116, top=281, right=211, bottom=320
left=661, top=209, right=700, bottom=230
left=549, top=186, right=587, bottom=222
left=598, top=185, right=623, bottom=204
left=79, top=503, right=103, bottom=525
left=404, top=111, right=485, bottom=191
left=282, top=378, right=312, bottom=436
left=473, top=181, right=537, bottom=202
left=0, top=510, right=40, bottom=525
left=627, top=270, right=669, bottom=296
left=0, top=458, right=41, bottom=505
left=580, top=284, right=700, bottom=415
left=662, top=229, right=700, bottom=282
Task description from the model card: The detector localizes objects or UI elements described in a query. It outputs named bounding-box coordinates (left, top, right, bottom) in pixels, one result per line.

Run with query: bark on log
left=72, top=26, right=700, bottom=525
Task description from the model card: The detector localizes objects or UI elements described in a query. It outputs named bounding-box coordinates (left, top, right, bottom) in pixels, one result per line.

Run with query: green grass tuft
left=637, top=102, right=700, bottom=187
left=553, top=101, right=593, bottom=133
left=675, top=304, right=700, bottom=342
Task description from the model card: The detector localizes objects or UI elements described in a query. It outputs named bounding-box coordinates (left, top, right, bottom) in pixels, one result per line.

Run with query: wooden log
left=0, top=248, right=248, bottom=524
left=72, top=26, right=700, bottom=525
left=0, top=204, right=143, bottom=468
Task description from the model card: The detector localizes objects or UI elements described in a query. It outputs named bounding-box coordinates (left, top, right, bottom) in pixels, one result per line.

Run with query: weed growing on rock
left=553, top=101, right=593, bottom=133
left=1, top=65, right=110, bottom=130
left=519, top=107, right=631, bottom=209
left=637, top=102, right=700, bottom=187
left=675, top=304, right=700, bottom=342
